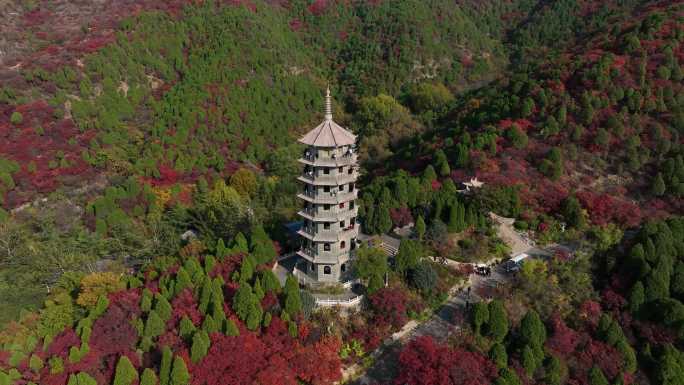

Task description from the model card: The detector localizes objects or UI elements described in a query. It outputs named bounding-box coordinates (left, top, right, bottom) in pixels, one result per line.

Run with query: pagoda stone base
left=294, top=257, right=355, bottom=286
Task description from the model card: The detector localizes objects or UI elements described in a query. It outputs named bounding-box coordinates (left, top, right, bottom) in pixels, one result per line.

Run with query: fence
left=315, top=294, right=364, bottom=307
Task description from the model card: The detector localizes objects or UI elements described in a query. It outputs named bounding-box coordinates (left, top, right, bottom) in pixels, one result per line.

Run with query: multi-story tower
left=296, top=88, right=359, bottom=283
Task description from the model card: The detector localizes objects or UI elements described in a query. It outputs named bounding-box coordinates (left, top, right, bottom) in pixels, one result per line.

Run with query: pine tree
left=447, top=204, right=459, bottom=233
left=589, top=366, right=609, bottom=385
left=520, top=310, right=546, bottom=348
left=140, top=368, right=158, bottom=385
left=231, top=232, right=249, bottom=254
left=238, top=255, right=256, bottom=283
left=653, top=172, right=667, bottom=196
left=225, top=319, right=239, bottom=336
left=175, top=267, right=192, bottom=295
left=140, top=289, right=153, bottom=313
left=198, top=279, right=212, bottom=315
left=284, top=275, right=302, bottom=317
left=67, top=372, right=97, bottom=385
left=257, top=311, right=269, bottom=328
left=204, top=255, right=216, bottom=274
left=113, top=356, right=138, bottom=385
left=487, top=300, right=509, bottom=342
left=522, top=345, right=538, bottom=376
left=495, top=368, right=522, bottom=385
left=246, top=301, right=263, bottom=331
left=170, top=356, right=190, bottom=385
left=422, top=165, right=437, bottom=183
left=545, top=356, right=562, bottom=385
left=489, top=343, right=507, bottom=369
left=202, top=314, right=218, bottom=333
left=376, top=203, right=392, bottom=234
left=472, top=302, right=489, bottom=335
left=260, top=270, right=281, bottom=293
left=396, top=239, right=421, bottom=276
left=144, top=310, right=165, bottom=338
left=159, top=346, right=172, bottom=385
left=179, top=317, right=196, bottom=341
left=154, top=294, right=172, bottom=321
left=394, top=178, right=408, bottom=205
left=190, top=330, right=210, bottom=363
left=232, top=283, right=254, bottom=321
left=253, top=277, right=265, bottom=300
left=215, top=238, right=227, bottom=258
left=562, top=196, right=586, bottom=229
left=415, top=215, right=426, bottom=240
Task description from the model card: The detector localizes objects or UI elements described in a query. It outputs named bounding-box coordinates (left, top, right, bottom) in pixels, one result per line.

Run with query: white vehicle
left=505, top=253, right=530, bottom=272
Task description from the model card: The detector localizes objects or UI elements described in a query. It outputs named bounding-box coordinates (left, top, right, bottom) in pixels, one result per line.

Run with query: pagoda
left=296, top=88, right=359, bottom=283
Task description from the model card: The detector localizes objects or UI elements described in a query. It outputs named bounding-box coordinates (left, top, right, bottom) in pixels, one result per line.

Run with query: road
left=347, top=213, right=534, bottom=384
left=349, top=265, right=508, bottom=384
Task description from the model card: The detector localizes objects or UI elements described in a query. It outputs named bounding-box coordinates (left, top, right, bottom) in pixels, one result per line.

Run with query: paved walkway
left=345, top=213, right=540, bottom=384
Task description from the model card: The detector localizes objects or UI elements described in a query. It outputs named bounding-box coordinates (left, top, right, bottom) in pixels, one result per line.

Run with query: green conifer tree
left=260, top=270, right=281, bottom=293
left=140, top=368, right=158, bottom=385
left=154, top=294, right=172, bottom=321
left=67, top=372, right=97, bottom=385
left=487, top=300, right=509, bottom=342
left=159, top=346, right=172, bottom=385
left=113, top=356, right=138, bottom=385
left=140, top=289, right=153, bottom=313
left=653, top=172, right=667, bottom=196
left=175, top=267, right=192, bottom=295
left=202, top=314, right=218, bottom=333
left=144, top=310, right=165, bottom=338
left=490, top=343, right=507, bottom=369
left=225, top=319, right=240, bottom=336
left=190, top=330, right=210, bottom=363
left=472, top=302, right=489, bottom=335
left=232, top=283, right=254, bottom=321
left=447, top=204, right=459, bottom=233
left=376, top=203, right=392, bottom=234
left=284, top=275, right=302, bottom=317
left=170, top=356, right=190, bottom=385
left=415, top=215, right=426, bottom=240
left=198, top=279, right=212, bottom=315
left=179, top=317, right=196, bottom=341
left=589, top=366, right=609, bottom=385
left=253, top=277, right=265, bottom=300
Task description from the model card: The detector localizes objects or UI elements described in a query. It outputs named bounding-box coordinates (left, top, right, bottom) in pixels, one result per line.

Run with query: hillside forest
left=0, top=0, right=684, bottom=384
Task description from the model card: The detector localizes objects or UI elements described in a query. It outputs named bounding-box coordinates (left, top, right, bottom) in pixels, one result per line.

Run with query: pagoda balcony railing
left=299, top=206, right=358, bottom=221
left=300, top=226, right=316, bottom=237
left=298, top=171, right=358, bottom=186
left=298, top=189, right=358, bottom=204
left=297, top=247, right=356, bottom=264
left=298, top=153, right=358, bottom=167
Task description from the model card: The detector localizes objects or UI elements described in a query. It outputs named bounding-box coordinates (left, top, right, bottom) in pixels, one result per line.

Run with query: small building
left=295, top=88, right=360, bottom=284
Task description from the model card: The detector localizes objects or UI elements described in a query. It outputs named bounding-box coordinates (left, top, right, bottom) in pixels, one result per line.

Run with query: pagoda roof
left=298, top=119, right=356, bottom=147
left=299, top=87, right=356, bottom=147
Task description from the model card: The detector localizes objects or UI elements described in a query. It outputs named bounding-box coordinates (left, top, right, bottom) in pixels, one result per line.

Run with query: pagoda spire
left=324, top=86, right=333, bottom=121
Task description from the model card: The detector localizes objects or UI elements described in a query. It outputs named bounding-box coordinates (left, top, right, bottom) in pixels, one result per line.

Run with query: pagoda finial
left=324, top=86, right=332, bottom=121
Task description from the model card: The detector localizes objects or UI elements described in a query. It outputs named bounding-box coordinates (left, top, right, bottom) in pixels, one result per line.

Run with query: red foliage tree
left=171, top=288, right=202, bottom=327
left=290, top=335, right=342, bottom=385
left=546, top=314, right=580, bottom=357
left=390, top=206, right=414, bottom=228
left=395, top=336, right=497, bottom=385
left=90, top=304, right=138, bottom=357
left=576, top=339, right=624, bottom=381
left=578, top=300, right=602, bottom=329
left=369, top=287, right=409, bottom=331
